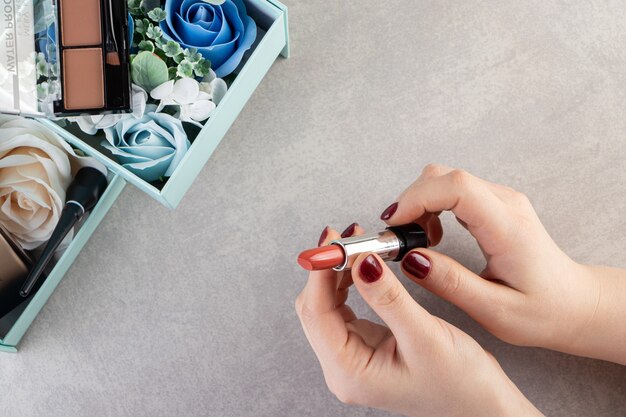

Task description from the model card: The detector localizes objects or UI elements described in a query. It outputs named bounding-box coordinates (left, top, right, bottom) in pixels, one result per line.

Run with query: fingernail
left=402, top=252, right=431, bottom=279
left=341, top=222, right=358, bottom=238
left=318, top=226, right=329, bottom=247
left=359, top=255, right=383, bottom=283
left=380, top=202, right=398, bottom=221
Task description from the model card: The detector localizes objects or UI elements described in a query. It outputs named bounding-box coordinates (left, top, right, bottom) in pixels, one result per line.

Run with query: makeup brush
left=20, top=168, right=108, bottom=298
left=104, top=0, right=121, bottom=66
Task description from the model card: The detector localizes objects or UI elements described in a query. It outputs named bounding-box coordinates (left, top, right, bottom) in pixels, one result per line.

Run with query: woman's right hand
left=382, top=164, right=626, bottom=365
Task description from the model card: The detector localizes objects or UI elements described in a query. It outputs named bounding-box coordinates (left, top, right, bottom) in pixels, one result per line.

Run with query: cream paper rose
left=0, top=116, right=106, bottom=250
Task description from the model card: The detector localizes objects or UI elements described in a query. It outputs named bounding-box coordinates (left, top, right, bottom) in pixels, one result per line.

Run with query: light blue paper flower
left=102, top=105, right=190, bottom=182
left=161, top=0, right=257, bottom=77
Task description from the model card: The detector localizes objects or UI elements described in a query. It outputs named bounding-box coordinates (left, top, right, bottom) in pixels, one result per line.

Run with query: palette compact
left=0, top=226, right=35, bottom=319
left=0, top=0, right=131, bottom=117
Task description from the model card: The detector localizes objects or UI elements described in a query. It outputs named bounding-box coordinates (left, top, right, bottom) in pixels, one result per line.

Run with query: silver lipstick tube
left=330, top=230, right=401, bottom=271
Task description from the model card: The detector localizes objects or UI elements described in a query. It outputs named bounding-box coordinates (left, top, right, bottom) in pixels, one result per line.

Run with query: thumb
left=400, top=249, right=510, bottom=318
left=351, top=253, right=434, bottom=347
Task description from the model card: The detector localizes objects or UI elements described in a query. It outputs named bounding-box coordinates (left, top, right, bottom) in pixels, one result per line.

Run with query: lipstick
left=298, top=224, right=428, bottom=272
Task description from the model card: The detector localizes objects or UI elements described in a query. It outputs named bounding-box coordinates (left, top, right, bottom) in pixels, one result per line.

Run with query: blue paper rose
left=161, top=0, right=257, bottom=77
left=36, top=23, right=57, bottom=63
left=102, top=105, right=190, bottom=182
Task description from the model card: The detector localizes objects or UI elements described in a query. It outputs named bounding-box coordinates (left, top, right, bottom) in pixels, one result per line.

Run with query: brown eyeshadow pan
left=62, top=48, right=105, bottom=110
left=60, top=0, right=102, bottom=47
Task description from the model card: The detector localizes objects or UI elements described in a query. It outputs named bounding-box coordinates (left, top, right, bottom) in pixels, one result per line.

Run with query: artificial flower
left=68, top=85, right=148, bottom=135
left=0, top=116, right=105, bottom=249
left=102, top=105, right=190, bottom=182
left=161, top=0, right=257, bottom=77
left=149, top=71, right=227, bottom=126
left=36, top=22, right=57, bottom=64
left=199, top=69, right=228, bottom=105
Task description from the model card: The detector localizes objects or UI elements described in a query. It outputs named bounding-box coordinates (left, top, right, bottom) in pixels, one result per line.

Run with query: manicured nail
left=341, top=223, right=358, bottom=238
left=318, top=226, right=329, bottom=247
left=402, top=251, right=431, bottom=279
left=359, top=255, right=383, bottom=283
left=380, top=202, right=398, bottom=221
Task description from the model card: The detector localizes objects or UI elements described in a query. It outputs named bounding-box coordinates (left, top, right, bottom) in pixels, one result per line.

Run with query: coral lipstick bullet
left=297, top=224, right=428, bottom=272
left=298, top=245, right=345, bottom=271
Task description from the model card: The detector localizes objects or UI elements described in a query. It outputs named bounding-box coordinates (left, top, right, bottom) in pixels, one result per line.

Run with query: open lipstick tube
left=298, top=224, right=429, bottom=272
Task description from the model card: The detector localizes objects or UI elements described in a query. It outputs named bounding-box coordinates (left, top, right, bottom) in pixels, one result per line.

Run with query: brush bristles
left=106, top=51, right=121, bottom=66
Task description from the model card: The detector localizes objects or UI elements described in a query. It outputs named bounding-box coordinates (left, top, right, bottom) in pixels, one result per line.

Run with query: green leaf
left=135, top=18, right=147, bottom=35
left=168, top=67, right=178, bottom=80
left=173, top=53, right=185, bottom=64
left=37, top=82, right=49, bottom=99
left=147, top=7, right=167, bottom=22
left=177, top=60, right=194, bottom=78
left=162, top=40, right=183, bottom=58
left=154, top=35, right=167, bottom=47
left=131, top=51, right=169, bottom=92
left=194, top=59, right=212, bottom=77
left=146, top=25, right=162, bottom=40
left=153, top=48, right=168, bottom=62
left=128, top=0, right=142, bottom=15
left=140, top=0, right=161, bottom=12
left=36, top=59, right=48, bottom=78
left=138, top=40, right=155, bottom=52
left=184, top=48, right=203, bottom=63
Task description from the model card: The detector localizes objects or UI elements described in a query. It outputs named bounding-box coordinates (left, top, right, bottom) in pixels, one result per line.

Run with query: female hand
left=383, top=164, right=626, bottom=365
left=295, top=226, right=543, bottom=417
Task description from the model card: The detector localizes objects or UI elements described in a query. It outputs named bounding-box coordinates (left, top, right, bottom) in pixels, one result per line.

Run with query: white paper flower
left=0, top=116, right=105, bottom=249
left=150, top=72, right=227, bottom=127
left=68, top=84, right=148, bottom=135
left=200, top=69, right=228, bottom=106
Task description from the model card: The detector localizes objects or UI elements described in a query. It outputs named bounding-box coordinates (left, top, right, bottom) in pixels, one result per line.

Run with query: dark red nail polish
left=359, top=255, right=383, bottom=283
left=402, top=252, right=431, bottom=279
left=380, top=202, right=398, bottom=221
left=341, top=223, right=358, bottom=238
left=318, top=226, right=329, bottom=247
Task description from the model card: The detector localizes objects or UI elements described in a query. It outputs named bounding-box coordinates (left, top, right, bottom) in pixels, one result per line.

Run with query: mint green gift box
left=45, top=0, right=290, bottom=209
left=0, top=0, right=289, bottom=351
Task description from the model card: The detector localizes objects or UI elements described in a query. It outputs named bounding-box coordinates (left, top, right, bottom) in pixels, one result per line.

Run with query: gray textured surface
left=1, top=1, right=626, bottom=416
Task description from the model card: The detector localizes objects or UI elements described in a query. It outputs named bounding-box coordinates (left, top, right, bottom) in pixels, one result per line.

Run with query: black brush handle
left=19, top=205, right=82, bottom=297
left=19, top=168, right=108, bottom=297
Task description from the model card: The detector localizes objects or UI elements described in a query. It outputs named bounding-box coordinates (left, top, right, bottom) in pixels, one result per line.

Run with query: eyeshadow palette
left=54, top=0, right=131, bottom=114
left=0, top=0, right=131, bottom=117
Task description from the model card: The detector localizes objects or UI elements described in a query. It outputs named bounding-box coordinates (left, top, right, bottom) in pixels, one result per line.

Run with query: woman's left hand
left=295, top=226, right=543, bottom=417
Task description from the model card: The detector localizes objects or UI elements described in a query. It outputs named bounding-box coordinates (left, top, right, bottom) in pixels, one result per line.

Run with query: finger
left=396, top=163, right=455, bottom=202
left=351, top=253, right=434, bottom=349
left=381, top=169, right=514, bottom=255
left=424, top=215, right=443, bottom=247
left=337, top=304, right=357, bottom=322
left=411, top=164, right=518, bottom=204
left=400, top=249, right=517, bottom=323
left=346, top=319, right=392, bottom=348
left=297, top=227, right=353, bottom=361
left=336, top=223, right=366, bottom=294
left=301, top=228, right=343, bottom=315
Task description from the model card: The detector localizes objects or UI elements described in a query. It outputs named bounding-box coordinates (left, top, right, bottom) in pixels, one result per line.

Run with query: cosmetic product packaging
left=0, top=227, right=32, bottom=304
left=0, top=0, right=131, bottom=117
left=0, top=226, right=48, bottom=319
left=0, top=171, right=124, bottom=353
left=41, top=0, right=290, bottom=209
left=298, top=224, right=429, bottom=272
left=0, top=0, right=289, bottom=352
